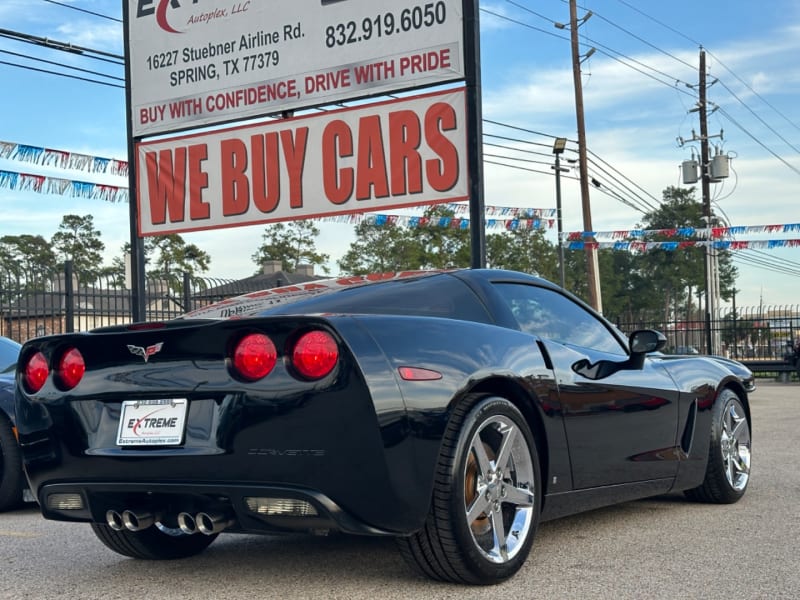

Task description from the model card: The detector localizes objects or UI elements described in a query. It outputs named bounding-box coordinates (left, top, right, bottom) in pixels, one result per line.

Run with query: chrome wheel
left=397, top=395, right=540, bottom=584
left=463, top=414, right=535, bottom=564
left=720, top=397, right=751, bottom=492
left=685, top=388, right=751, bottom=504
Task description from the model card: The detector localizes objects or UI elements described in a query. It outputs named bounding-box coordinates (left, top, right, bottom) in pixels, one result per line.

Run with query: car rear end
left=15, top=315, right=421, bottom=537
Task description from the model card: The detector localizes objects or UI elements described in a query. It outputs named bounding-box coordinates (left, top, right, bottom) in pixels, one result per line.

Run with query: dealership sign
left=128, top=0, right=465, bottom=136
left=135, top=88, right=468, bottom=236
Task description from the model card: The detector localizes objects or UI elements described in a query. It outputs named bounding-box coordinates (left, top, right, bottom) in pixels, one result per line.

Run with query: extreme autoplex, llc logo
left=135, top=0, right=251, bottom=34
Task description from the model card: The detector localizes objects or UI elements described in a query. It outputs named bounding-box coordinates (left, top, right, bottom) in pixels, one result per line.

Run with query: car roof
left=181, top=268, right=560, bottom=321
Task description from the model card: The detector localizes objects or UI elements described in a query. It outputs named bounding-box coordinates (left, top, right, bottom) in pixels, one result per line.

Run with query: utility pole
left=566, top=0, right=602, bottom=312
left=680, top=47, right=729, bottom=354
left=552, top=137, right=568, bottom=289
left=699, top=48, right=714, bottom=354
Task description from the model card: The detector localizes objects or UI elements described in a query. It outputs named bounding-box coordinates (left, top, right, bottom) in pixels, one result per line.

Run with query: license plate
left=116, top=399, right=188, bottom=446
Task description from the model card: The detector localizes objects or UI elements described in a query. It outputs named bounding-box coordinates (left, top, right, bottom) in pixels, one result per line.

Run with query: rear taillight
left=24, top=351, right=49, bottom=393
left=232, top=333, right=277, bottom=381
left=56, top=347, right=85, bottom=390
left=291, top=331, right=338, bottom=380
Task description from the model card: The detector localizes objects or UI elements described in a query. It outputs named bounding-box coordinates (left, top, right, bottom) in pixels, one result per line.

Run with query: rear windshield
left=266, top=273, right=493, bottom=324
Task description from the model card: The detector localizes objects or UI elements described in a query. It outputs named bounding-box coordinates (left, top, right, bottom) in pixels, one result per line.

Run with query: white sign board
left=127, top=0, right=465, bottom=136
left=135, top=88, right=469, bottom=236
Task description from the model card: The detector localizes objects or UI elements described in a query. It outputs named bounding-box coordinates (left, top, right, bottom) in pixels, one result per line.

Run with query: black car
left=0, top=335, right=25, bottom=511
left=14, top=270, right=752, bottom=584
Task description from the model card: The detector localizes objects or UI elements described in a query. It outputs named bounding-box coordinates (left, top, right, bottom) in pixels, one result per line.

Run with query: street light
left=552, top=137, right=568, bottom=289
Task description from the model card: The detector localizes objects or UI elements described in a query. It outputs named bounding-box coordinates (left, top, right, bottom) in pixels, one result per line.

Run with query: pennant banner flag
left=317, top=212, right=556, bottom=231
left=566, top=240, right=800, bottom=251
left=0, top=140, right=128, bottom=177
left=0, top=170, right=129, bottom=203
left=566, top=223, right=800, bottom=240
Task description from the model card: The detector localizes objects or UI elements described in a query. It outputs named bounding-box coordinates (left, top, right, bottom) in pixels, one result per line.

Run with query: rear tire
left=0, top=413, right=24, bottom=512
left=685, top=388, right=751, bottom=504
left=398, top=395, right=541, bottom=584
left=90, top=523, right=218, bottom=559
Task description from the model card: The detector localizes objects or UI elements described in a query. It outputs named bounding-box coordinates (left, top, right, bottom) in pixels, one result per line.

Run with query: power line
left=41, top=0, right=122, bottom=23
left=733, top=252, right=800, bottom=278
left=481, top=120, right=662, bottom=214
left=715, top=79, right=800, bottom=155
left=705, top=48, right=800, bottom=134
left=0, top=59, right=124, bottom=88
left=586, top=148, right=662, bottom=210
left=479, top=7, right=568, bottom=42
left=588, top=9, right=696, bottom=71
left=611, top=0, right=701, bottom=47
left=716, top=106, right=800, bottom=178
left=0, top=48, right=123, bottom=83
left=0, top=27, right=124, bottom=62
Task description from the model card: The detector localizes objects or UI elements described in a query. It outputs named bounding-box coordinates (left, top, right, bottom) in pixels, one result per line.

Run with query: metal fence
left=0, top=263, right=264, bottom=344
left=610, top=304, right=800, bottom=362
left=2, top=263, right=799, bottom=364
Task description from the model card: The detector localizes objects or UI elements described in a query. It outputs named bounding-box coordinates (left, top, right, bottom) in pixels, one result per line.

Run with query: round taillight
left=291, top=331, right=338, bottom=380
left=233, top=333, right=277, bottom=381
left=24, top=351, right=49, bottom=393
left=57, top=347, right=86, bottom=390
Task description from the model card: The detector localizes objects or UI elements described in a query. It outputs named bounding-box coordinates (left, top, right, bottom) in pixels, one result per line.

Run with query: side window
left=268, top=274, right=493, bottom=324
left=494, top=283, right=627, bottom=356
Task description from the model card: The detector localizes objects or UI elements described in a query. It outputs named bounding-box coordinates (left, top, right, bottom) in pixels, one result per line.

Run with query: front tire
left=0, top=413, right=24, bottom=512
left=398, top=395, right=541, bottom=584
left=685, top=388, right=751, bottom=504
left=90, top=523, right=218, bottom=560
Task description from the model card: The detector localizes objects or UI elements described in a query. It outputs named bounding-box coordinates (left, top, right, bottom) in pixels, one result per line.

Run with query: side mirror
left=628, top=330, right=667, bottom=369
left=629, top=329, right=667, bottom=354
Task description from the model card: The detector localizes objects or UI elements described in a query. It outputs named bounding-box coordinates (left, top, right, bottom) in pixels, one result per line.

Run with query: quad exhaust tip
left=106, top=509, right=233, bottom=535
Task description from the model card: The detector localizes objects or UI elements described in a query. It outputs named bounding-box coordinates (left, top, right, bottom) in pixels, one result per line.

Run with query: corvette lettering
left=247, top=448, right=326, bottom=457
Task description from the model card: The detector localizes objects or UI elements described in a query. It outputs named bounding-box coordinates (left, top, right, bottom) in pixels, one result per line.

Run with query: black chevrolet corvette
left=15, top=269, right=752, bottom=584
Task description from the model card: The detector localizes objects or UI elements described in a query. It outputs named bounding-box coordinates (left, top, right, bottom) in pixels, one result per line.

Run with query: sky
left=1, top=0, right=799, bottom=310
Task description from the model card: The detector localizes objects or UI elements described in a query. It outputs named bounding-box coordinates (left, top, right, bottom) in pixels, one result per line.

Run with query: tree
left=146, top=235, right=210, bottom=279
left=486, top=227, right=557, bottom=279
left=51, top=214, right=105, bottom=284
left=408, top=206, right=471, bottom=269
left=0, top=234, right=58, bottom=283
left=251, top=220, right=330, bottom=274
left=98, top=245, right=128, bottom=288
left=338, top=220, right=423, bottom=274
left=339, top=206, right=475, bottom=275
left=640, top=186, right=736, bottom=301
left=600, top=186, right=737, bottom=321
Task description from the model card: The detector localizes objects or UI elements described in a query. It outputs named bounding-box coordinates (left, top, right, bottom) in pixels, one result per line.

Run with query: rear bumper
left=38, top=480, right=401, bottom=536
